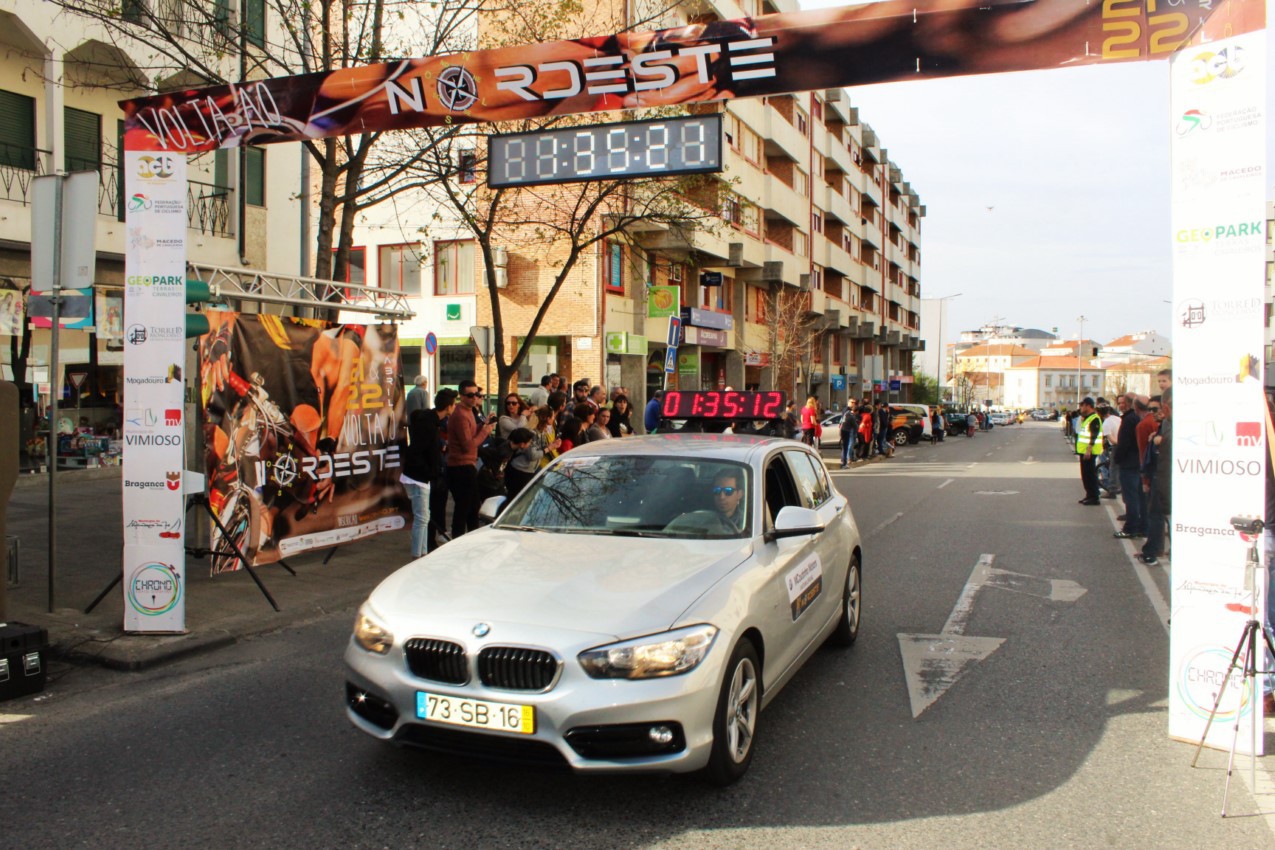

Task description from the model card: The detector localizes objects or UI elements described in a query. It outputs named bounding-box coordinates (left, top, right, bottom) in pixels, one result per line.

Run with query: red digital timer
left=660, top=391, right=787, bottom=420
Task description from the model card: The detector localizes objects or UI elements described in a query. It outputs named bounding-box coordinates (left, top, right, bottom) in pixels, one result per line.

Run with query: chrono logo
left=127, top=561, right=182, bottom=617
left=1177, top=645, right=1251, bottom=722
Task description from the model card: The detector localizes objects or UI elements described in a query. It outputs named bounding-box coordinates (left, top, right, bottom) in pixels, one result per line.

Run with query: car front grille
left=403, top=638, right=469, bottom=684
left=478, top=646, right=559, bottom=691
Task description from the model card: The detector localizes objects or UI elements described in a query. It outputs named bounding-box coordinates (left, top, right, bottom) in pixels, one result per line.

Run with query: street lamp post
left=932, top=293, right=961, bottom=403
left=1076, top=314, right=1086, bottom=406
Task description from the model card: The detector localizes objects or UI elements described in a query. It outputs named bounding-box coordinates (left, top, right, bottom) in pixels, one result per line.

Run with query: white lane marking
left=942, top=554, right=996, bottom=635
left=937, top=478, right=954, bottom=489
left=867, top=511, right=904, bottom=538
left=0, top=714, right=33, bottom=725
left=1106, top=505, right=1169, bottom=633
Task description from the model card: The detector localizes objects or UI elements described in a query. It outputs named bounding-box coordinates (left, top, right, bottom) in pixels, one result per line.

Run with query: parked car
left=989, top=412, right=1011, bottom=426
left=1030, top=409, right=1053, bottom=421
left=816, top=410, right=847, bottom=449
left=345, top=435, right=863, bottom=784
left=890, top=410, right=926, bottom=446
left=945, top=411, right=971, bottom=436
left=890, top=403, right=934, bottom=441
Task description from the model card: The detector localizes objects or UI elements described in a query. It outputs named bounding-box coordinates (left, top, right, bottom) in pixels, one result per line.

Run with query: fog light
left=648, top=725, right=674, bottom=745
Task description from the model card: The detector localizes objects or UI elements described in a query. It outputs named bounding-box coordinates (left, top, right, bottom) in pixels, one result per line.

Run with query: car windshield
left=495, top=455, right=752, bottom=539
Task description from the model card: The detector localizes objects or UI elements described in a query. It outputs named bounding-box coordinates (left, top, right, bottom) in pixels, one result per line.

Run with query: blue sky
left=798, top=1, right=1272, bottom=346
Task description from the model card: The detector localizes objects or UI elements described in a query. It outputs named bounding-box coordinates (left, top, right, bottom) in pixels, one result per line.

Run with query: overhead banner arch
left=118, top=0, right=1268, bottom=754
left=119, top=0, right=1264, bottom=152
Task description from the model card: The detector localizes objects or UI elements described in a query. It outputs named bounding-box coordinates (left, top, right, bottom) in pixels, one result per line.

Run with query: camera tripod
left=1189, top=519, right=1275, bottom=817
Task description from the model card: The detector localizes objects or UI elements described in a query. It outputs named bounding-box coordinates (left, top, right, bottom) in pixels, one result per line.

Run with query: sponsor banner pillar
left=122, top=152, right=188, bottom=632
left=1167, top=34, right=1267, bottom=749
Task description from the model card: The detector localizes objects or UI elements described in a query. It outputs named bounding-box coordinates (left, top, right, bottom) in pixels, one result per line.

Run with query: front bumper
left=343, top=637, right=723, bottom=774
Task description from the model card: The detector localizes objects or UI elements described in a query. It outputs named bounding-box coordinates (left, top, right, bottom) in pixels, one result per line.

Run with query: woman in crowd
left=497, top=393, right=528, bottom=439
left=505, top=423, right=551, bottom=500
left=857, top=403, right=875, bottom=460
left=800, top=396, right=819, bottom=445
left=529, top=405, right=561, bottom=469
left=590, top=408, right=614, bottom=441
left=608, top=394, right=635, bottom=437
left=560, top=402, right=595, bottom=452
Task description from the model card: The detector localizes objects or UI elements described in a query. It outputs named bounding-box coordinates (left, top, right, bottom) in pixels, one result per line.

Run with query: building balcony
left=762, top=104, right=809, bottom=165
left=827, top=187, right=855, bottom=228
left=762, top=177, right=806, bottom=228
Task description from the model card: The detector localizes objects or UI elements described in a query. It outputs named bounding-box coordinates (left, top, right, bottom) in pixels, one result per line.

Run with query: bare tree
left=767, top=288, right=821, bottom=400
left=382, top=0, right=730, bottom=394
left=48, top=0, right=489, bottom=284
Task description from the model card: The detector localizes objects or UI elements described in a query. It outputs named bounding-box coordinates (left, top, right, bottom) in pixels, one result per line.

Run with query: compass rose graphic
left=437, top=66, right=478, bottom=112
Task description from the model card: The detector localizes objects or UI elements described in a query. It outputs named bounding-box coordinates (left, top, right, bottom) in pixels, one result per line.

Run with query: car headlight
left=578, top=625, right=718, bottom=679
left=353, top=605, right=394, bottom=655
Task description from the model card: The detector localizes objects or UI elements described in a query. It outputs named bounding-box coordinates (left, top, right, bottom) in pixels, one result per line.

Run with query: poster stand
left=86, top=492, right=290, bottom=615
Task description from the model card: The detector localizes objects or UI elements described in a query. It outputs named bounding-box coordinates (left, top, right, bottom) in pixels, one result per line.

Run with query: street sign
left=68, top=372, right=87, bottom=391
left=424, top=332, right=437, bottom=355
left=469, top=325, right=494, bottom=359
left=666, top=316, right=682, bottom=349
left=663, top=348, right=677, bottom=374
left=890, top=379, right=901, bottom=391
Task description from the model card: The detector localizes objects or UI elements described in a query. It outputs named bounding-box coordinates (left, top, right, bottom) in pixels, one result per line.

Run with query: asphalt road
left=1, top=422, right=1272, bottom=849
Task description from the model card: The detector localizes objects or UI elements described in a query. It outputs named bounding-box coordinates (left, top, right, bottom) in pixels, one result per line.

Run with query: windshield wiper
left=494, top=524, right=542, bottom=532
left=597, top=528, right=664, bottom=538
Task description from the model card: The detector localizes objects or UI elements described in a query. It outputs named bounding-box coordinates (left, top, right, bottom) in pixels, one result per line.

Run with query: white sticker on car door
left=785, top=554, right=823, bottom=621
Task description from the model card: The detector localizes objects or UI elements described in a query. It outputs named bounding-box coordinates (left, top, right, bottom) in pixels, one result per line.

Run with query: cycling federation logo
left=437, top=66, right=478, bottom=112
left=1175, top=109, right=1210, bottom=136
left=1190, top=46, right=1245, bottom=85
left=127, top=561, right=182, bottom=617
left=127, top=193, right=153, bottom=211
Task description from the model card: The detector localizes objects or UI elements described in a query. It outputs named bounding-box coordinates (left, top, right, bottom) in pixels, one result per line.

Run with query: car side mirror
left=765, top=505, right=824, bottom=542
left=478, top=496, right=507, bottom=523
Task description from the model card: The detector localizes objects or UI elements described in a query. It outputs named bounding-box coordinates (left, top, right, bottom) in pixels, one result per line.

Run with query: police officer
left=1075, top=397, right=1103, bottom=505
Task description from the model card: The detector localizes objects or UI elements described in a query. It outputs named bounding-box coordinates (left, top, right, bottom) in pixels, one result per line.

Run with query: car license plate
left=416, top=692, right=535, bottom=735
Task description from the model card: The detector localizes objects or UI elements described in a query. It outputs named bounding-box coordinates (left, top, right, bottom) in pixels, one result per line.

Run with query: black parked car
left=944, top=411, right=972, bottom=436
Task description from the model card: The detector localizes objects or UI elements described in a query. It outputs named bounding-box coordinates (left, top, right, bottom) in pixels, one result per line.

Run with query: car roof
left=555, top=433, right=799, bottom=464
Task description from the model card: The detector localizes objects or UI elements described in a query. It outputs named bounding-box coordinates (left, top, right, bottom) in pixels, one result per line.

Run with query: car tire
left=827, top=553, right=861, bottom=647
left=704, top=638, right=761, bottom=786
left=891, top=428, right=909, bottom=447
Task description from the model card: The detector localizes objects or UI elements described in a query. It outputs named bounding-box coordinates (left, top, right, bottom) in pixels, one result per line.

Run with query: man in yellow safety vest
left=1075, top=397, right=1103, bottom=505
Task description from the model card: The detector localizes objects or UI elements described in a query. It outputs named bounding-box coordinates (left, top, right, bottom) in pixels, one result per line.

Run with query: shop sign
left=681, top=307, right=733, bottom=331
left=684, top=326, right=727, bottom=347
left=699, top=271, right=723, bottom=287
left=445, top=303, right=462, bottom=321
left=744, top=351, right=771, bottom=367
left=647, top=286, right=681, bottom=318
left=605, top=331, right=627, bottom=354
left=889, top=379, right=902, bottom=391
left=628, top=334, right=648, bottom=356
left=677, top=350, right=699, bottom=377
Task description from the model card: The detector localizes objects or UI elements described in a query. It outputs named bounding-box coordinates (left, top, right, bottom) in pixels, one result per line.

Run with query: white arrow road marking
left=897, top=556, right=1088, bottom=718
left=898, top=554, right=1005, bottom=719
left=974, top=490, right=1020, bottom=496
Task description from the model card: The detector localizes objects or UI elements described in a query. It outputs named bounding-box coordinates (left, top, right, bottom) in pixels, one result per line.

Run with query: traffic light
left=185, top=279, right=219, bottom=337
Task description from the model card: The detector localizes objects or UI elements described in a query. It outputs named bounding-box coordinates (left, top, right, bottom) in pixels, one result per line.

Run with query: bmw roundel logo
left=472, top=622, right=491, bottom=638
left=437, top=66, right=479, bottom=112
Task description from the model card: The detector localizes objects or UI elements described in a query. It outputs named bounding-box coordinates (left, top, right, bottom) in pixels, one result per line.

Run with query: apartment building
left=0, top=0, right=305, bottom=446
left=345, top=0, right=926, bottom=410
left=1005, top=355, right=1107, bottom=411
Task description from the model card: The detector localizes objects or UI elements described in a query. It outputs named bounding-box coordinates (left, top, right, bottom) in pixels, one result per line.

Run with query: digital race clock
left=487, top=114, right=722, bottom=189
left=661, top=391, right=787, bottom=420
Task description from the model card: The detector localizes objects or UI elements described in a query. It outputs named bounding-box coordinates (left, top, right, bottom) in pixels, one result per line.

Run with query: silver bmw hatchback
left=344, top=433, right=862, bottom=784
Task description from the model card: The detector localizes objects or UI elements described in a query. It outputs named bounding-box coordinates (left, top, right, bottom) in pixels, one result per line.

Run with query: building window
left=64, top=107, right=100, bottom=173
left=795, top=107, right=808, bottom=137
left=434, top=240, right=475, bottom=296
left=606, top=242, right=624, bottom=294
left=332, top=246, right=367, bottom=286
left=379, top=244, right=423, bottom=295
left=669, top=261, right=683, bottom=282
left=700, top=277, right=732, bottom=313
left=746, top=285, right=767, bottom=324
left=1045, top=374, right=1052, bottom=387
left=0, top=91, right=36, bottom=171
left=811, top=209, right=823, bottom=234
left=244, top=0, right=266, bottom=47
left=214, top=0, right=232, bottom=37
left=458, top=151, right=477, bottom=183
left=794, top=230, right=808, bottom=257
left=245, top=146, right=265, bottom=206
left=793, top=167, right=808, bottom=197
left=122, top=0, right=146, bottom=24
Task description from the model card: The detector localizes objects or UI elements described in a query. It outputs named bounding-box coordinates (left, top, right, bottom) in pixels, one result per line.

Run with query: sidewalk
left=3, top=468, right=410, bottom=670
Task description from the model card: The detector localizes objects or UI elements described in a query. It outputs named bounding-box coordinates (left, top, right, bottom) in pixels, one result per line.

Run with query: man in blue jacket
left=644, top=391, right=664, bottom=434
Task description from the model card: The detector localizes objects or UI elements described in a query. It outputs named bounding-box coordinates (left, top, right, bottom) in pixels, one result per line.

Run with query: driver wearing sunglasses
left=710, top=470, right=747, bottom=531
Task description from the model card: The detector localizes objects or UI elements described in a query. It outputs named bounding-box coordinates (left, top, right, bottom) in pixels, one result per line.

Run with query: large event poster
left=199, top=313, right=409, bottom=569
left=1167, top=32, right=1268, bottom=750
left=118, top=0, right=1265, bottom=154
left=122, top=151, right=188, bottom=633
